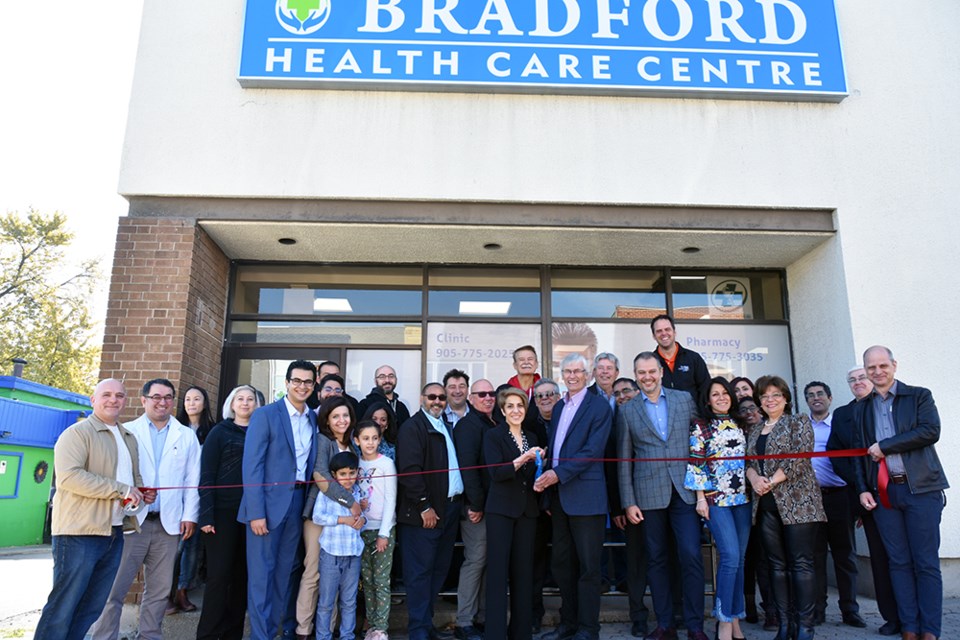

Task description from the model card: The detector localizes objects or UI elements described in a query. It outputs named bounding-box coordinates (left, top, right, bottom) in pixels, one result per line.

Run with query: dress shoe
left=762, top=612, right=779, bottom=631
left=842, top=612, right=867, bottom=628
left=878, top=621, right=901, bottom=636
left=686, top=631, right=709, bottom=640
left=645, top=627, right=678, bottom=640
left=539, top=627, right=576, bottom=640
left=631, top=621, right=648, bottom=638
left=175, top=588, right=197, bottom=613
left=454, top=625, right=483, bottom=640
left=430, top=628, right=455, bottom=640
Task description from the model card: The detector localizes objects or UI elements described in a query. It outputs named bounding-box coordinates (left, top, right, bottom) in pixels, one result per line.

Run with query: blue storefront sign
left=239, top=0, right=846, bottom=101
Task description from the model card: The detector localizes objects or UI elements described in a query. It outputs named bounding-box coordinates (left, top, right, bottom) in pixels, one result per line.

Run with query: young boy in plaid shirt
left=312, top=451, right=366, bottom=640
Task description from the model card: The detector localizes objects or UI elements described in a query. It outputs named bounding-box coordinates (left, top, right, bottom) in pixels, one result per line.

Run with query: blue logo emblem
left=275, top=0, right=330, bottom=35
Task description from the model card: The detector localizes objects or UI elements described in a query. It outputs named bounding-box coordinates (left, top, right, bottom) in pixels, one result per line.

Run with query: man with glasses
left=397, top=383, right=464, bottom=640
left=535, top=353, right=612, bottom=640
left=854, top=346, right=948, bottom=640
left=358, top=364, right=411, bottom=427
left=827, top=368, right=900, bottom=636
left=804, top=381, right=866, bottom=629
left=311, top=360, right=359, bottom=412
left=91, top=379, right=201, bottom=640
left=617, top=352, right=707, bottom=640
left=317, top=373, right=346, bottom=403
left=452, top=378, right=498, bottom=640
left=530, top=377, right=560, bottom=633
left=238, top=360, right=318, bottom=640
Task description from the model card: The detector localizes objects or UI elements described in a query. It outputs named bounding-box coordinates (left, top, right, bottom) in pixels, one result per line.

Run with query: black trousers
left=551, top=504, right=605, bottom=639
left=532, top=511, right=552, bottom=622
left=197, top=510, right=247, bottom=640
left=485, top=513, right=537, bottom=640
left=758, top=507, right=819, bottom=632
left=814, top=488, right=859, bottom=616
left=625, top=519, right=651, bottom=627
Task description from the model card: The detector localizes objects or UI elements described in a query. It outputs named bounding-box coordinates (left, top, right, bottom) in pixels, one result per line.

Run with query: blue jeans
left=873, top=483, right=945, bottom=636
left=315, top=550, right=360, bottom=640
left=706, top=503, right=752, bottom=622
left=177, top=531, right=200, bottom=590
left=34, top=527, right=125, bottom=640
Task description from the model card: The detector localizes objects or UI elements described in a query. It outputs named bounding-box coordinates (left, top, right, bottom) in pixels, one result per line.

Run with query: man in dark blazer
left=617, top=352, right=707, bottom=640
left=397, top=383, right=463, bottom=640
left=854, top=346, right=949, bottom=640
left=827, top=366, right=900, bottom=637
left=534, top=353, right=612, bottom=640
left=238, top=360, right=318, bottom=640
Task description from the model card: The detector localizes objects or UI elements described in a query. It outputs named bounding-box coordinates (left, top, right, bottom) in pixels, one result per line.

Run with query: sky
left=0, top=1, right=145, bottom=325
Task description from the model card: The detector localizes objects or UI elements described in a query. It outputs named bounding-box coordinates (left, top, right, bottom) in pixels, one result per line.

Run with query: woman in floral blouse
left=686, top=377, right=750, bottom=640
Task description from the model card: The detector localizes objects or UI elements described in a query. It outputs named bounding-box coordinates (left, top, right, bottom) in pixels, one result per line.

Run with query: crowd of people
left=34, top=314, right=947, bottom=640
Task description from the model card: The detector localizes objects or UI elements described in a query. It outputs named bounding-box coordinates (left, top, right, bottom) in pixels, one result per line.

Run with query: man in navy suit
left=239, top=360, right=318, bottom=640
left=535, top=353, right=612, bottom=640
left=618, top=352, right=707, bottom=640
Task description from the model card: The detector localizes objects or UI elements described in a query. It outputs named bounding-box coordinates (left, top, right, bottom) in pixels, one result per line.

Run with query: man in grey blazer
left=617, top=352, right=707, bottom=640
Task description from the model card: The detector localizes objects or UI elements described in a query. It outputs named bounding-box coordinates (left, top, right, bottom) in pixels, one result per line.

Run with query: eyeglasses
left=424, top=393, right=447, bottom=401
left=561, top=368, right=587, bottom=376
left=471, top=391, right=497, bottom=398
left=288, top=378, right=315, bottom=387
left=321, top=386, right=343, bottom=394
left=759, top=393, right=784, bottom=402
left=534, top=391, right=558, bottom=400
left=613, top=389, right=637, bottom=397
left=847, top=374, right=869, bottom=383
left=144, top=394, right=174, bottom=403
left=739, top=406, right=760, bottom=414
left=375, top=373, right=397, bottom=380
left=805, top=390, right=828, bottom=399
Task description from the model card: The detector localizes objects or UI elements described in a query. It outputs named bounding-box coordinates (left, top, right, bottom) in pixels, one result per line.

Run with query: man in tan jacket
left=34, top=379, right=155, bottom=640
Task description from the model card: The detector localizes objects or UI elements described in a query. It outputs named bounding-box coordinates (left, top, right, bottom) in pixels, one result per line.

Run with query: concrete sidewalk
left=4, top=544, right=958, bottom=639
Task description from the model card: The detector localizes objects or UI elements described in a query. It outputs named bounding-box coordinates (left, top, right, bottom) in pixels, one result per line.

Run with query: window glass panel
left=670, top=272, right=784, bottom=321
left=428, top=290, right=540, bottom=318
left=345, top=349, right=422, bottom=403
left=549, top=322, right=793, bottom=392
left=229, top=321, right=422, bottom=345
left=426, top=322, right=542, bottom=386
left=429, top=267, right=540, bottom=288
left=551, top=269, right=666, bottom=319
left=233, top=265, right=422, bottom=314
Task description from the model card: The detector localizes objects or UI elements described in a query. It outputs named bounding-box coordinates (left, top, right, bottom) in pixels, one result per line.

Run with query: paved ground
left=4, top=544, right=959, bottom=639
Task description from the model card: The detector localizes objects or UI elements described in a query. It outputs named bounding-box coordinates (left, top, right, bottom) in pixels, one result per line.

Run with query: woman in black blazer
left=483, top=386, right=546, bottom=640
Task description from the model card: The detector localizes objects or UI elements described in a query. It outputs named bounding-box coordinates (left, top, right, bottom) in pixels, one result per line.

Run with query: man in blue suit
left=617, top=352, right=707, bottom=640
left=535, top=353, right=612, bottom=640
left=239, top=360, right=318, bottom=639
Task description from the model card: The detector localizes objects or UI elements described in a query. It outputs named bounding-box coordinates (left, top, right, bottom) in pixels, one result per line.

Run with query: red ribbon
left=138, top=448, right=869, bottom=492
left=877, top=458, right=892, bottom=509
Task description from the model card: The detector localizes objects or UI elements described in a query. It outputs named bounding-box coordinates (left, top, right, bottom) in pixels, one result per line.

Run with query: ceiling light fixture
left=459, top=301, right=511, bottom=315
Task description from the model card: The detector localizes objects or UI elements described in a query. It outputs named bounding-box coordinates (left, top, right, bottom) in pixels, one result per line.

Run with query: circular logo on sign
left=710, top=279, right=748, bottom=312
left=276, top=0, right=331, bottom=35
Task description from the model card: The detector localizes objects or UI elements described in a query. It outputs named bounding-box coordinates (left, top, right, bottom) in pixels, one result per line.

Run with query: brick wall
left=100, top=217, right=230, bottom=420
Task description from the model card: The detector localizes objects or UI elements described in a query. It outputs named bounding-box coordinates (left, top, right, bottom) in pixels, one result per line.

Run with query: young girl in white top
left=354, top=420, right=398, bottom=640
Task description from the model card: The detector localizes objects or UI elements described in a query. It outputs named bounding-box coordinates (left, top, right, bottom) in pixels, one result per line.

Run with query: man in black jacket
left=397, top=383, right=463, bottom=640
left=452, top=379, right=498, bottom=640
left=854, top=345, right=949, bottom=640
left=649, top=314, right=710, bottom=403
left=357, top=364, right=411, bottom=426
left=827, top=367, right=900, bottom=636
